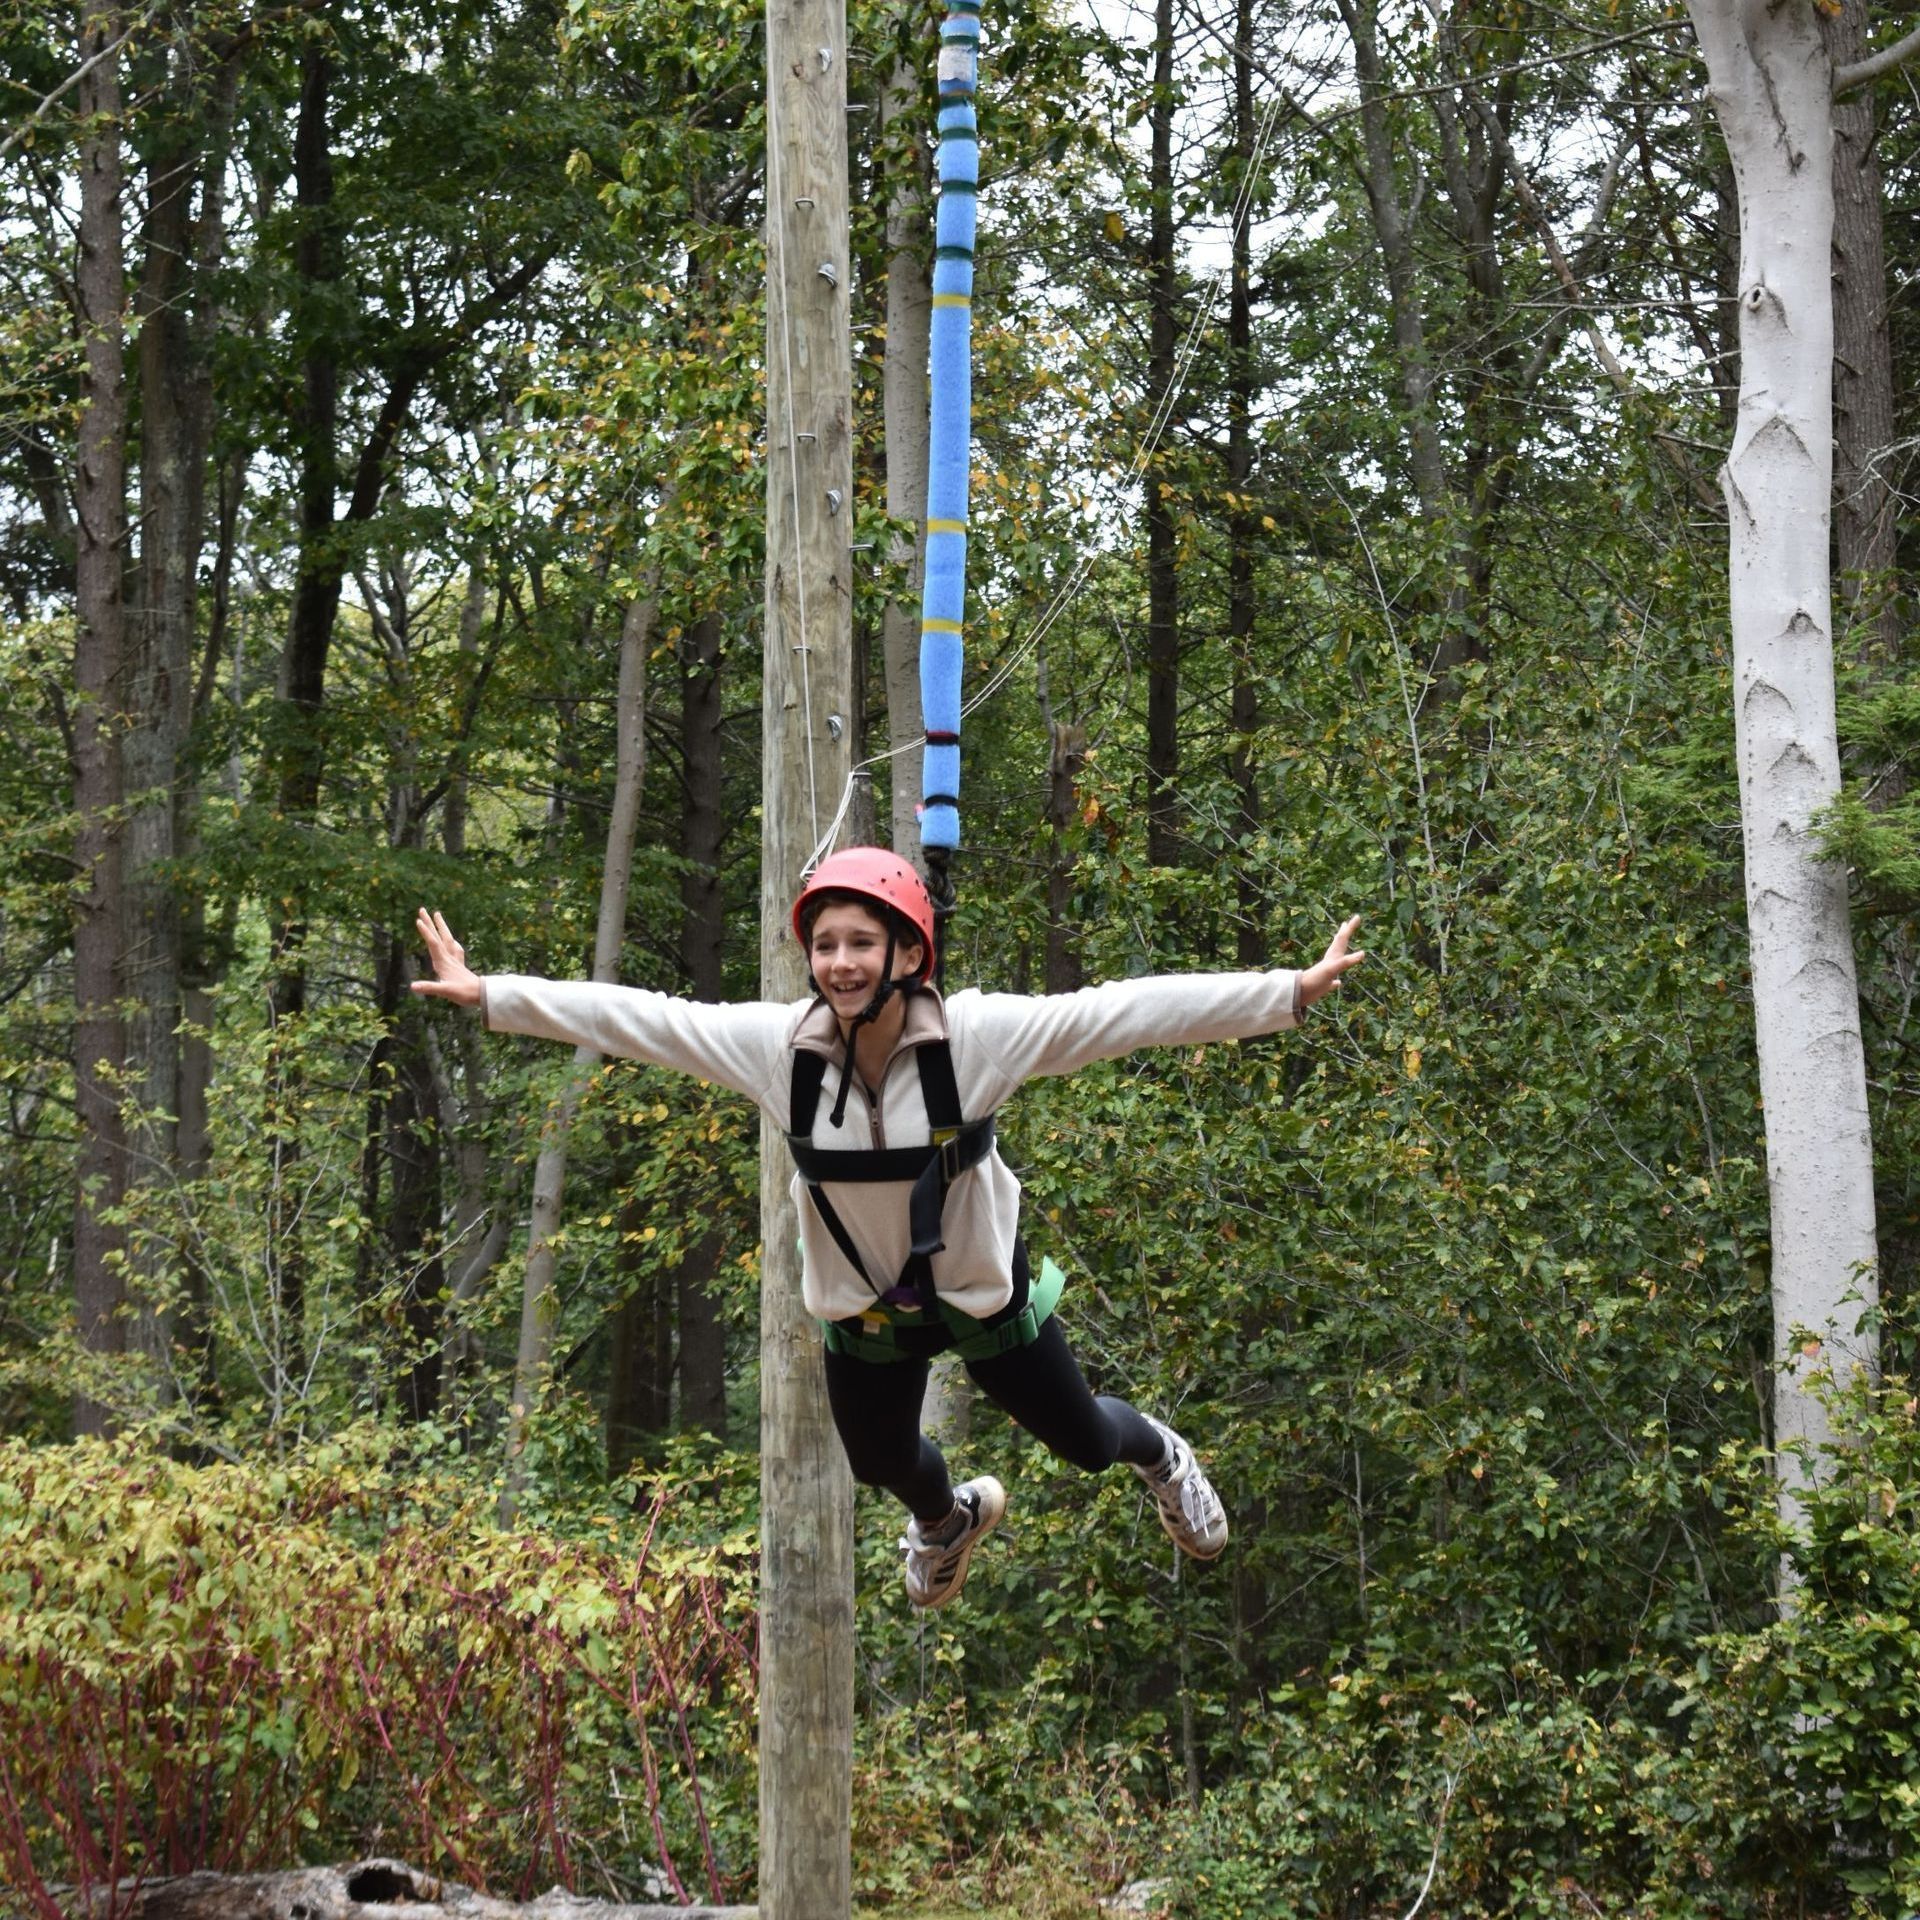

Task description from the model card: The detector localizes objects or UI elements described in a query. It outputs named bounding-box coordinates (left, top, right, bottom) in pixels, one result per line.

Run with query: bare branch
left=1459, top=84, right=1720, bottom=510
left=0, top=21, right=139, bottom=166
left=1833, top=21, right=1920, bottom=95
left=1399, top=1766, right=1461, bottom=1920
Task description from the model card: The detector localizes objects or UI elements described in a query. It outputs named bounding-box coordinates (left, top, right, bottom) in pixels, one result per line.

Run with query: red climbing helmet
left=792, top=847, right=938, bottom=980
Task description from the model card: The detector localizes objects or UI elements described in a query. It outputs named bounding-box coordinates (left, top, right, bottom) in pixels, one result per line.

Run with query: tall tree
left=261, top=38, right=344, bottom=1347
left=123, top=31, right=232, bottom=1381
left=70, top=0, right=130, bottom=1434
left=1143, top=0, right=1182, bottom=870
left=501, top=584, right=653, bottom=1520
left=1826, top=8, right=1901, bottom=665
left=673, top=606, right=731, bottom=1434
left=1681, top=0, right=1907, bottom=1537
left=605, top=600, right=734, bottom=1466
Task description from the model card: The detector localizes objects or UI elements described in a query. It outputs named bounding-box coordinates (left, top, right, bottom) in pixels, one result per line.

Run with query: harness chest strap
left=785, top=1037, right=994, bottom=1307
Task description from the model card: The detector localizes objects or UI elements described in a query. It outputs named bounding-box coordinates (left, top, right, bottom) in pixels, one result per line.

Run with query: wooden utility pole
left=760, top=0, right=856, bottom=1905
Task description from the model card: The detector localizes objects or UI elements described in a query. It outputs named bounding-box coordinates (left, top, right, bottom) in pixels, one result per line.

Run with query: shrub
left=1677, top=1378, right=1920, bottom=1913
left=0, top=1431, right=758, bottom=1916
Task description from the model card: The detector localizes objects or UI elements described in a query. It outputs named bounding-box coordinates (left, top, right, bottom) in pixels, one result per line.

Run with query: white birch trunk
left=1685, top=0, right=1878, bottom=1537
left=498, top=589, right=652, bottom=1523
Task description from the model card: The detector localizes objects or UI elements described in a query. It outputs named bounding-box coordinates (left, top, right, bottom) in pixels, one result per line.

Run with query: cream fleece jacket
left=480, top=969, right=1303, bottom=1322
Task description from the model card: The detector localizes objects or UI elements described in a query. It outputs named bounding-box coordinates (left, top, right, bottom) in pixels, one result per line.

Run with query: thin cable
left=957, top=66, right=1294, bottom=720
left=801, top=772, right=864, bottom=880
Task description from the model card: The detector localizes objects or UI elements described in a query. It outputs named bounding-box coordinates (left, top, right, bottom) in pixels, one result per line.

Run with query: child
left=414, top=850, right=1363, bottom=1607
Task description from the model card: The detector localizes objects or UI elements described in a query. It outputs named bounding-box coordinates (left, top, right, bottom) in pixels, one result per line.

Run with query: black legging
left=823, top=1316, right=1167, bottom=1523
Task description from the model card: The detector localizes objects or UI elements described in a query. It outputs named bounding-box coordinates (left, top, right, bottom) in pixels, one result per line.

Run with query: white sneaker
left=1136, top=1418, right=1228, bottom=1560
left=901, top=1476, right=1006, bottom=1610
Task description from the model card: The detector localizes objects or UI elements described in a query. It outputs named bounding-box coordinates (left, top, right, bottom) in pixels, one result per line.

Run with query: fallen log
left=34, top=1860, right=756, bottom=1920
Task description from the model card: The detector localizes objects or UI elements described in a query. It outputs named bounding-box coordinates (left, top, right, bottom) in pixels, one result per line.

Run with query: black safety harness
left=786, top=1035, right=1062, bottom=1363
left=788, top=1038, right=996, bottom=1311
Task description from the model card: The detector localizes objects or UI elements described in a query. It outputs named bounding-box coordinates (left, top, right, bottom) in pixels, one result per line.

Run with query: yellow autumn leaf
left=1405, top=1047, right=1422, bottom=1078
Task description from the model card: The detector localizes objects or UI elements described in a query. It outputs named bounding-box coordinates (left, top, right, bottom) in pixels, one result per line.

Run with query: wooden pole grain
left=760, top=0, right=856, bottom=1902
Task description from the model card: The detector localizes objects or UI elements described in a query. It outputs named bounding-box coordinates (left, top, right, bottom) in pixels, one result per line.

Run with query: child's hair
left=798, top=888, right=923, bottom=953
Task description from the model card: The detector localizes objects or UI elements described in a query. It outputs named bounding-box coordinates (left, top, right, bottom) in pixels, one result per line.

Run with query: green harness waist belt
left=822, top=1252, right=1065, bottom=1365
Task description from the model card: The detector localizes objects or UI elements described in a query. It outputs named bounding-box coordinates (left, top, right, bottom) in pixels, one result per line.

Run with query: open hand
left=411, top=908, right=483, bottom=1008
left=1298, top=915, right=1365, bottom=1008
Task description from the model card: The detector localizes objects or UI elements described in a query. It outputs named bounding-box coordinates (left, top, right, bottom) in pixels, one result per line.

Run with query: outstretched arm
left=957, top=910, right=1369, bottom=1103
left=408, top=908, right=797, bottom=1107
left=411, top=908, right=482, bottom=1008
left=1298, top=915, right=1365, bottom=1008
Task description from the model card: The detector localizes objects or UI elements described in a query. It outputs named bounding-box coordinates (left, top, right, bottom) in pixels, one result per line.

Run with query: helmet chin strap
left=822, top=927, right=920, bottom=1129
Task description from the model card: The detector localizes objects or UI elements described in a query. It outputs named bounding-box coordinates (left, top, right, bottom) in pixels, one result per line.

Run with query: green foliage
left=1675, top=1373, right=1920, bottom=1913
left=849, top=1677, right=1153, bottom=1913
left=1156, top=1677, right=1711, bottom=1920
left=0, top=1430, right=759, bottom=1908
left=1819, top=671, right=1920, bottom=909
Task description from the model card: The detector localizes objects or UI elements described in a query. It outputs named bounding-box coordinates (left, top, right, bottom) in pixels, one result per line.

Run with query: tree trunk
left=1684, top=0, right=1879, bottom=1539
left=386, top=993, right=447, bottom=1421
left=366, top=924, right=446, bottom=1423
left=1824, top=6, right=1899, bottom=665
left=676, top=609, right=730, bottom=1435
left=277, top=39, right=344, bottom=940
left=57, top=1858, right=754, bottom=1920
left=1227, top=0, right=1265, bottom=970
left=879, top=45, right=932, bottom=864
left=430, top=569, right=511, bottom=1408
left=1144, top=0, right=1181, bottom=871
left=500, top=587, right=652, bottom=1522
left=123, top=51, right=219, bottom=1386
left=605, top=602, right=732, bottom=1460
left=762, top=0, right=857, bottom=1896
left=171, top=66, right=240, bottom=1406
left=71, top=0, right=131, bottom=1436
left=1044, top=717, right=1086, bottom=994
left=263, top=41, right=343, bottom=1348
left=606, top=1229, right=673, bottom=1475
left=1340, top=0, right=1449, bottom=525
left=352, top=563, right=448, bottom=1421
left=426, top=1018, right=511, bottom=1407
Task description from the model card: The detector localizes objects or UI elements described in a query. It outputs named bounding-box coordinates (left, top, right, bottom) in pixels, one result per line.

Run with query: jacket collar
left=791, top=981, right=950, bottom=1061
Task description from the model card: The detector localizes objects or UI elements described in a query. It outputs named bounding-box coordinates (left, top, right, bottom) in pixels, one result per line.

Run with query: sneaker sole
left=910, top=1475, right=1007, bottom=1611
left=1153, top=1494, right=1229, bottom=1562
left=1159, top=1516, right=1229, bottom=1562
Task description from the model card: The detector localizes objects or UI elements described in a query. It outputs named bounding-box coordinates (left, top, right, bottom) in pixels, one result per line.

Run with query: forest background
left=2, top=0, right=1918, bottom=1909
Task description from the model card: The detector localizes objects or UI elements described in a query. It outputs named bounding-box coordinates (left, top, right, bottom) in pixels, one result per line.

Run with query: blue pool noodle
left=918, top=0, right=980, bottom=855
